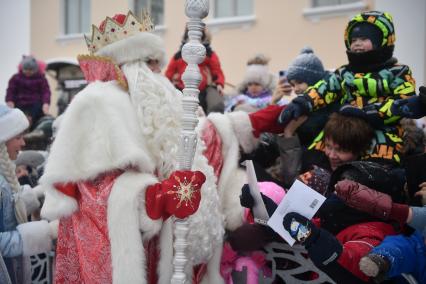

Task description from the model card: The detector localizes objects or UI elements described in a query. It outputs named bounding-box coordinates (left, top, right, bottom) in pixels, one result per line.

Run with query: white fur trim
left=48, top=220, right=59, bottom=240
left=200, top=242, right=225, bottom=284
left=41, top=184, right=78, bottom=221
left=17, top=220, right=52, bottom=256
left=202, top=114, right=246, bottom=230
left=227, top=111, right=259, bottom=154
left=108, top=171, right=162, bottom=284
left=41, top=81, right=154, bottom=186
left=95, top=33, right=167, bottom=67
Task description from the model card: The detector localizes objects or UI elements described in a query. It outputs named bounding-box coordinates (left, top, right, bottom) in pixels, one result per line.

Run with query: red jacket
left=335, top=222, right=397, bottom=282
left=165, top=51, right=225, bottom=92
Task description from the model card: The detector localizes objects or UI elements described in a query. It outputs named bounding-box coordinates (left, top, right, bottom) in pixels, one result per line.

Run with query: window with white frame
left=312, top=0, right=361, bottom=8
left=213, top=0, right=253, bottom=18
left=63, top=0, right=90, bottom=35
left=133, top=0, right=164, bottom=26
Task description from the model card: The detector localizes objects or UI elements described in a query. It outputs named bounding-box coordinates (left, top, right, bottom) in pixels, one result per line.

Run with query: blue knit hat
left=286, top=47, right=325, bottom=86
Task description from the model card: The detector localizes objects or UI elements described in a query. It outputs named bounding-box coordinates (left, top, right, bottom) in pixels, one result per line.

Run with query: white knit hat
left=0, top=105, right=29, bottom=143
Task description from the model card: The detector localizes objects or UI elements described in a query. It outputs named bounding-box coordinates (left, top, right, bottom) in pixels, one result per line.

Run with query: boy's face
left=350, top=37, right=374, bottom=53
left=290, top=80, right=308, bottom=95
left=324, top=138, right=357, bottom=171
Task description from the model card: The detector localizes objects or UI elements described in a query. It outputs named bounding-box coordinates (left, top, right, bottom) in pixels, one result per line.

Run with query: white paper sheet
left=267, top=179, right=326, bottom=246
left=244, top=160, right=269, bottom=224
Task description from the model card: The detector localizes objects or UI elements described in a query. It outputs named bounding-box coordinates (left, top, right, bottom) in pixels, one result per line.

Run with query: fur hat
left=15, top=150, right=45, bottom=169
left=21, top=56, right=39, bottom=72
left=0, top=105, right=29, bottom=143
left=241, top=64, right=270, bottom=88
left=87, top=12, right=167, bottom=67
left=286, top=47, right=325, bottom=86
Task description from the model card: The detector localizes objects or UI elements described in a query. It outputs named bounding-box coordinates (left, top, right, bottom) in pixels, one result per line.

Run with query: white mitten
left=48, top=220, right=59, bottom=239
left=32, top=185, right=46, bottom=199
left=19, top=185, right=41, bottom=215
left=17, top=220, right=52, bottom=256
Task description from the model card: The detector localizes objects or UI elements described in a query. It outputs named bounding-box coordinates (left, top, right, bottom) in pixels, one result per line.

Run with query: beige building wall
left=35, top=0, right=426, bottom=107
left=31, top=0, right=396, bottom=96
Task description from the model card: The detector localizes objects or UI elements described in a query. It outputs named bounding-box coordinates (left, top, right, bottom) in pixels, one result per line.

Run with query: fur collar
left=40, top=81, right=155, bottom=186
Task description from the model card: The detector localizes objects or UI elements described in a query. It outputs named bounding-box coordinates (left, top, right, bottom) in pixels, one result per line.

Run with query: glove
left=277, top=96, right=312, bottom=125
left=391, top=94, right=426, bottom=119
left=283, top=212, right=342, bottom=267
left=239, top=184, right=278, bottom=217
left=17, top=220, right=52, bottom=256
left=334, top=179, right=392, bottom=219
left=145, top=170, right=205, bottom=220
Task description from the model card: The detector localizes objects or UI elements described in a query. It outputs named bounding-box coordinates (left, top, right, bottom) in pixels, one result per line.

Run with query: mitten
left=240, top=184, right=278, bottom=217
left=239, top=184, right=255, bottom=209
left=339, top=104, right=384, bottom=129
left=339, top=104, right=368, bottom=120
left=283, top=212, right=342, bottom=267
left=145, top=170, right=205, bottom=220
left=283, top=212, right=319, bottom=246
left=17, top=220, right=52, bottom=256
left=19, top=185, right=41, bottom=215
left=334, top=179, right=392, bottom=219
left=277, top=96, right=312, bottom=125
left=391, top=95, right=426, bottom=119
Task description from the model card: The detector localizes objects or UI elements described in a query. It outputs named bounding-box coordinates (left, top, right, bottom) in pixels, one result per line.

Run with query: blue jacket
left=0, top=174, right=24, bottom=283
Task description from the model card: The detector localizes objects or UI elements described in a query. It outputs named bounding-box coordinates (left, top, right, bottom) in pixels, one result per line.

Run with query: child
left=275, top=47, right=340, bottom=147
left=226, top=54, right=276, bottom=113
left=278, top=11, right=416, bottom=166
left=222, top=182, right=285, bottom=284
left=6, top=56, right=51, bottom=128
left=165, top=26, right=225, bottom=114
left=335, top=179, right=426, bottom=283
left=0, top=105, right=54, bottom=283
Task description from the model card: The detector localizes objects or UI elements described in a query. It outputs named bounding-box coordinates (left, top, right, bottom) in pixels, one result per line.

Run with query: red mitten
left=145, top=183, right=168, bottom=220
left=248, top=105, right=286, bottom=137
left=145, top=171, right=205, bottom=220
left=334, top=179, right=392, bottom=219
left=163, top=171, right=205, bottom=219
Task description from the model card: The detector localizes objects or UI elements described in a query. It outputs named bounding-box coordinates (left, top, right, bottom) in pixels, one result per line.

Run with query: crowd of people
left=1, top=8, right=426, bottom=284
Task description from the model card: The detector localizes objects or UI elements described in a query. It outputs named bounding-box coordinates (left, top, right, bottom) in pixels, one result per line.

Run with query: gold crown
left=85, top=11, right=154, bottom=54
